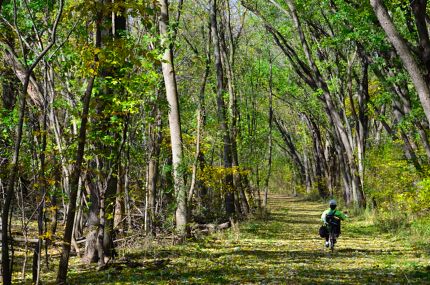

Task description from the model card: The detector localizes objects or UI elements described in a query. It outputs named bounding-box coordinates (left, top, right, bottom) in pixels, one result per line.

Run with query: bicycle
left=326, top=215, right=340, bottom=252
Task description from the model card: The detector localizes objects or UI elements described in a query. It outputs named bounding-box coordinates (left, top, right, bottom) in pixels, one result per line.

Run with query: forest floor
left=32, top=195, right=430, bottom=284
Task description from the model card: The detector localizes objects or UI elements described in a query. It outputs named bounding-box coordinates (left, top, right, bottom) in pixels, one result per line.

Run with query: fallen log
left=192, top=221, right=231, bottom=234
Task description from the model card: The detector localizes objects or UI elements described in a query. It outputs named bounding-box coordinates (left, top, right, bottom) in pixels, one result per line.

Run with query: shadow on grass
left=54, top=197, right=430, bottom=285
left=112, top=247, right=413, bottom=267
left=62, top=248, right=430, bottom=285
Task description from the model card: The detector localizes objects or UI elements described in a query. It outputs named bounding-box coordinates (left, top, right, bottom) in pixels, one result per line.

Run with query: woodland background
left=1, top=0, right=430, bottom=284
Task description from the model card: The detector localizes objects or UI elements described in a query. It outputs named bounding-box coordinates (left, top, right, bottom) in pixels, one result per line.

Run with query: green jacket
left=321, top=208, right=347, bottom=224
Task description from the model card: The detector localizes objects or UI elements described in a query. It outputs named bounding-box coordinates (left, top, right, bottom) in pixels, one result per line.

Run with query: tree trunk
left=189, top=29, right=210, bottom=204
left=410, top=0, right=430, bottom=80
left=371, top=0, right=430, bottom=125
left=83, top=176, right=101, bottom=263
left=211, top=0, right=235, bottom=217
left=56, top=73, right=95, bottom=283
left=32, top=94, right=48, bottom=284
left=263, top=58, right=274, bottom=208
left=158, top=0, right=187, bottom=234
left=147, top=103, right=162, bottom=235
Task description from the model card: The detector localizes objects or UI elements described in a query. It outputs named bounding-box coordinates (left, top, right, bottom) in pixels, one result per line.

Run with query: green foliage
left=374, top=210, right=409, bottom=232
left=365, top=140, right=430, bottom=233
left=365, top=141, right=420, bottom=211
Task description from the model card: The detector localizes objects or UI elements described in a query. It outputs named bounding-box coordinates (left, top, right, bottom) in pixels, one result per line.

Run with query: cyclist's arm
left=336, top=211, right=347, bottom=220
left=321, top=210, right=328, bottom=223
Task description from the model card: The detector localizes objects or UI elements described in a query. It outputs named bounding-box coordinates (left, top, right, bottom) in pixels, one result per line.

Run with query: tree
left=370, top=0, right=430, bottom=126
left=211, top=0, right=235, bottom=216
left=158, top=0, right=188, bottom=235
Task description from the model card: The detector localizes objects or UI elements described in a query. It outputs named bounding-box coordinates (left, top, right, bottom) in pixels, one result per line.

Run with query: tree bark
left=188, top=27, right=210, bottom=204
left=370, top=0, right=430, bottom=125
left=158, top=0, right=187, bottom=234
left=263, top=58, right=274, bottom=208
left=211, top=0, right=235, bottom=217
left=56, top=74, right=95, bottom=283
left=410, top=0, right=430, bottom=80
left=147, top=101, right=162, bottom=235
left=83, top=175, right=101, bottom=263
left=219, top=1, right=249, bottom=216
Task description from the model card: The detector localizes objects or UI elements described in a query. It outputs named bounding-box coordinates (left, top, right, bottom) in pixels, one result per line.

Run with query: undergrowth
left=346, top=204, right=430, bottom=256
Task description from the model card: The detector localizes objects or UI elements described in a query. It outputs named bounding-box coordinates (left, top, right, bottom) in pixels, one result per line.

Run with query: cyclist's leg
left=335, top=224, right=341, bottom=238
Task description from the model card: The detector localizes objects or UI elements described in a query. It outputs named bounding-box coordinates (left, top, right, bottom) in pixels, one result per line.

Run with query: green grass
left=12, top=195, right=430, bottom=284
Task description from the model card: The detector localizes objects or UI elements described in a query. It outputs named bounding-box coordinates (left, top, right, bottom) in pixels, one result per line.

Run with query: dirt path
left=64, top=195, right=430, bottom=284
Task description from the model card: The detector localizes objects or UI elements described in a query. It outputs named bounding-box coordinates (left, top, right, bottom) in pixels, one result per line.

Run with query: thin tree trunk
left=263, top=57, right=274, bottom=208
left=147, top=105, right=162, bottom=235
left=188, top=54, right=209, bottom=203
left=33, top=95, right=48, bottom=284
left=114, top=164, right=125, bottom=230
left=56, top=74, right=95, bottom=283
left=220, top=2, right=249, bottom=216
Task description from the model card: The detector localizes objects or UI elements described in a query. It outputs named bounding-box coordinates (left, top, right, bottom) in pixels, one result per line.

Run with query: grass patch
left=17, top=195, right=430, bottom=284
left=399, top=216, right=430, bottom=255
left=344, top=221, right=380, bottom=237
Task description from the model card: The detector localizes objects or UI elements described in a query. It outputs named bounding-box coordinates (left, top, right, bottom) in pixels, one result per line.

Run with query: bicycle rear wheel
left=329, top=229, right=335, bottom=252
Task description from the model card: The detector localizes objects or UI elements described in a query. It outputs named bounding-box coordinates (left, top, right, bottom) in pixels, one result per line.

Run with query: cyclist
left=319, top=199, right=347, bottom=247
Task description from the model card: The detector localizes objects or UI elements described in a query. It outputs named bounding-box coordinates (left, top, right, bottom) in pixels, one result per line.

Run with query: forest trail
left=64, top=195, right=430, bottom=284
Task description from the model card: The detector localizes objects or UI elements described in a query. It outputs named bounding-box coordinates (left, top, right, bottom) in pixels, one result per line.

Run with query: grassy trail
left=62, top=195, right=430, bottom=284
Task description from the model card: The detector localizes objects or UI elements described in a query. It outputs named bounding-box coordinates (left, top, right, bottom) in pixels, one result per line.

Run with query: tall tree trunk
left=356, top=49, right=370, bottom=198
left=1, top=70, right=25, bottom=285
left=56, top=73, right=95, bottom=284
left=371, top=0, right=430, bottom=125
left=220, top=1, right=249, bottom=215
left=158, top=0, right=187, bottom=234
left=56, top=5, right=96, bottom=275
left=263, top=56, right=274, bottom=208
left=211, top=0, right=235, bottom=217
left=188, top=27, right=210, bottom=204
left=410, top=0, right=430, bottom=80
left=147, top=101, right=162, bottom=235
left=33, top=88, right=48, bottom=284
left=56, top=74, right=95, bottom=283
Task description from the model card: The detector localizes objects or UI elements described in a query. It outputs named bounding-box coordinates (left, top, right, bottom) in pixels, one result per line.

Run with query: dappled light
left=55, top=196, right=429, bottom=284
